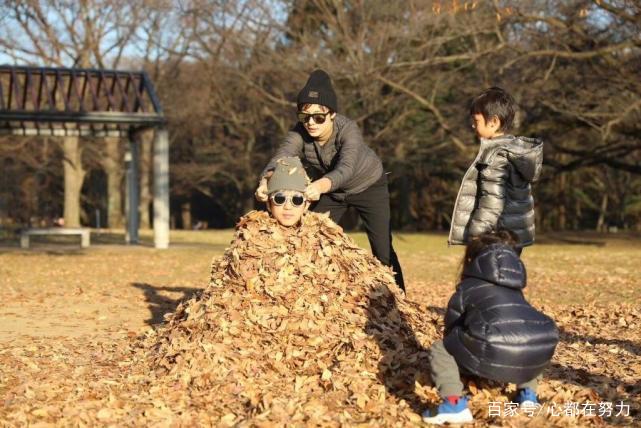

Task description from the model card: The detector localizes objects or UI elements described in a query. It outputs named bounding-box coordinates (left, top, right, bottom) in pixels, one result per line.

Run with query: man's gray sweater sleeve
left=261, top=131, right=304, bottom=178
left=323, top=121, right=362, bottom=192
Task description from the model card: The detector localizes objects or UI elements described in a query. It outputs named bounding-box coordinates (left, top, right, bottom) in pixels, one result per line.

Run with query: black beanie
left=296, top=69, right=338, bottom=112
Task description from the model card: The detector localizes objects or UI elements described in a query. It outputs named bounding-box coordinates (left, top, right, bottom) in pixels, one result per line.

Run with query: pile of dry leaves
left=140, top=210, right=439, bottom=425
left=1, top=210, right=638, bottom=426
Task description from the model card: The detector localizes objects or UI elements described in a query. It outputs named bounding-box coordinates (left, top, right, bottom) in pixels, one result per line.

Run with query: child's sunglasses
left=297, top=111, right=330, bottom=125
left=270, top=192, right=306, bottom=207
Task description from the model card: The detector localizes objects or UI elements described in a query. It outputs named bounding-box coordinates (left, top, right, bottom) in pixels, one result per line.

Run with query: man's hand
left=305, top=182, right=321, bottom=201
left=305, top=177, right=332, bottom=201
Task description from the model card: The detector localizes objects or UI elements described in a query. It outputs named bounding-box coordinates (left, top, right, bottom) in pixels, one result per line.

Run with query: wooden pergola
left=0, top=65, right=170, bottom=248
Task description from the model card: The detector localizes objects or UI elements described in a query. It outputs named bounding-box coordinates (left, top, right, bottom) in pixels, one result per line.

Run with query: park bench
left=20, top=228, right=91, bottom=249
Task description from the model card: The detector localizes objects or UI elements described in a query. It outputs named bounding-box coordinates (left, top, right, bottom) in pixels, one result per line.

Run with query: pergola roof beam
left=0, top=110, right=165, bottom=125
left=0, top=66, right=165, bottom=132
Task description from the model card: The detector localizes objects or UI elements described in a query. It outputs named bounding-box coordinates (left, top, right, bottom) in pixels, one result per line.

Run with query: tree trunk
left=596, top=193, right=608, bottom=232
left=20, top=176, right=38, bottom=226
left=558, top=173, right=566, bottom=230
left=181, top=201, right=192, bottom=230
left=242, top=138, right=256, bottom=216
left=397, top=173, right=412, bottom=230
left=63, top=136, right=85, bottom=228
left=101, top=137, right=124, bottom=228
left=242, top=191, right=254, bottom=214
left=138, top=130, right=154, bottom=229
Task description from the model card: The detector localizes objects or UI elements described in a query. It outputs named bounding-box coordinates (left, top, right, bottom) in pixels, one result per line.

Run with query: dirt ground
left=1, top=229, right=640, bottom=426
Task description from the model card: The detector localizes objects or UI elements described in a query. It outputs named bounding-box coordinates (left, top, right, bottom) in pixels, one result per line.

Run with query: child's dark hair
left=470, top=87, right=516, bottom=132
left=459, top=230, right=519, bottom=282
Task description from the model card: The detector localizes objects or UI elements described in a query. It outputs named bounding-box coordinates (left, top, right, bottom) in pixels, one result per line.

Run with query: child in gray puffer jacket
left=448, top=87, right=543, bottom=251
left=423, top=230, right=559, bottom=425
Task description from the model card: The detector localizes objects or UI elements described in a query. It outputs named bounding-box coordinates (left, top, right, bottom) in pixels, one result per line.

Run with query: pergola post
left=125, top=132, right=140, bottom=244
left=153, top=127, right=170, bottom=249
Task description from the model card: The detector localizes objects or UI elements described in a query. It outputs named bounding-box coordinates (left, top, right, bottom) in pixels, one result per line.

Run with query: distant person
left=423, top=230, right=559, bottom=425
left=448, top=87, right=543, bottom=254
left=193, top=221, right=207, bottom=230
left=255, top=69, right=404, bottom=291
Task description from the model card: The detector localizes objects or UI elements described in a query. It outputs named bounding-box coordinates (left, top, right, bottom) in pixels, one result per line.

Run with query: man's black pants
left=311, top=174, right=405, bottom=291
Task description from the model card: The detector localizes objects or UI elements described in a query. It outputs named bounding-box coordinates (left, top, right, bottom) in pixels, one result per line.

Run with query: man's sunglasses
left=270, top=192, right=306, bottom=207
left=297, top=111, right=330, bottom=125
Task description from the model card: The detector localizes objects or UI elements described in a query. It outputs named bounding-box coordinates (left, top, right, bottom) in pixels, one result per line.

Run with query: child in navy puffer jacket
left=423, top=230, right=558, bottom=425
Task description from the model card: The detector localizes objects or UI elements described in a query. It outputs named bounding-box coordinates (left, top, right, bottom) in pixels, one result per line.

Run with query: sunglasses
left=297, top=111, right=330, bottom=125
left=270, top=192, right=306, bottom=207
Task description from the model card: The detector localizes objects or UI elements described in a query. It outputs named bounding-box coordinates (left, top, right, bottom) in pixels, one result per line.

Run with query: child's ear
left=489, top=115, right=501, bottom=130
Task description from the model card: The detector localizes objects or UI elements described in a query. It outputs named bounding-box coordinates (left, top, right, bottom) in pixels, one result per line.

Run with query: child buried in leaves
left=141, top=157, right=431, bottom=424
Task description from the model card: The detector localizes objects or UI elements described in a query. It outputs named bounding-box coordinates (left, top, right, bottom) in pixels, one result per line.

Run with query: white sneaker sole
left=422, top=408, right=474, bottom=425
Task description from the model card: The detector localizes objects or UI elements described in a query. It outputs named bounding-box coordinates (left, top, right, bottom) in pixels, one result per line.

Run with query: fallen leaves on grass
left=0, top=211, right=639, bottom=426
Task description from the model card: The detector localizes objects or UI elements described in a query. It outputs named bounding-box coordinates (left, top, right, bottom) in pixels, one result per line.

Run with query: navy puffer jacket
left=443, top=244, right=558, bottom=384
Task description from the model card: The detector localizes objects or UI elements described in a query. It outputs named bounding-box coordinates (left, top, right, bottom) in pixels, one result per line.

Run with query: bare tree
left=2, top=0, right=640, bottom=231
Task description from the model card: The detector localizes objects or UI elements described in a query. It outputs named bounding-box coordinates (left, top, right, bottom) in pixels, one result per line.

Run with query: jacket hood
left=480, top=135, right=543, bottom=182
left=462, top=243, right=526, bottom=289
left=505, top=136, right=543, bottom=182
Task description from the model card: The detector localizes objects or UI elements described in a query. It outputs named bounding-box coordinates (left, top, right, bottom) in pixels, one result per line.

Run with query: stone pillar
left=153, top=128, right=170, bottom=249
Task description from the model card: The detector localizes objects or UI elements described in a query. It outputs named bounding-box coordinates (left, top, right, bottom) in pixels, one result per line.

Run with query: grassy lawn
left=2, top=229, right=638, bottom=340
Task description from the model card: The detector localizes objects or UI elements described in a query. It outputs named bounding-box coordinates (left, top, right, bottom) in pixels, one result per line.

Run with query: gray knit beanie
left=267, top=157, right=310, bottom=194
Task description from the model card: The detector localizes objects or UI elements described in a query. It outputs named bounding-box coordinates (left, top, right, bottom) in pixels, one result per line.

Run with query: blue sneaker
left=422, top=396, right=474, bottom=425
left=514, top=388, right=539, bottom=407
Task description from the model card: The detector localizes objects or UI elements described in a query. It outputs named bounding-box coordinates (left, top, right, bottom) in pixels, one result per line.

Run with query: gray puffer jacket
left=443, top=243, right=559, bottom=384
left=261, top=114, right=383, bottom=198
left=448, top=135, right=543, bottom=247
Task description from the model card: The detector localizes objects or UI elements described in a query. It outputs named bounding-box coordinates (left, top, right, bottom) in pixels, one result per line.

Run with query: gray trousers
left=428, top=339, right=540, bottom=397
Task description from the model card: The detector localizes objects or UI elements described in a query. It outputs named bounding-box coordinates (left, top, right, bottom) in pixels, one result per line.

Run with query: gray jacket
left=448, top=135, right=543, bottom=247
left=262, top=114, right=383, bottom=198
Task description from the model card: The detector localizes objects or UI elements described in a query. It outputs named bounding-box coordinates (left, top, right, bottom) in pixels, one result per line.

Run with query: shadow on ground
left=560, top=327, right=641, bottom=357
left=366, top=284, right=431, bottom=414
left=132, top=283, right=202, bottom=325
left=546, top=361, right=640, bottom=425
